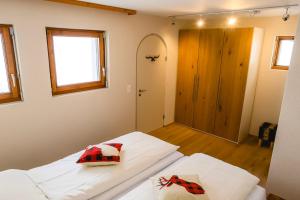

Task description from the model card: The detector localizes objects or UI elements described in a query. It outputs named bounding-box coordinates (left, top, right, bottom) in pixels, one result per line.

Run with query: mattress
left=91, top=151, right=184, bottom=200
left=117, top=153, right=261, bottom=200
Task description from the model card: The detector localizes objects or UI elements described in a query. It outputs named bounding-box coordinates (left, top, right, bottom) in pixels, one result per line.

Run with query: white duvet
left=118, top=153, right=260, bottom=200
left=0, top=132, right=178, bottom=200
left=0, top=169, right=48, bottom=200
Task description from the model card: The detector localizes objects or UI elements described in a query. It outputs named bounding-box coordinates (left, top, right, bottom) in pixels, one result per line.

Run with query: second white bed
left=117, top=154, right=266, bottom=200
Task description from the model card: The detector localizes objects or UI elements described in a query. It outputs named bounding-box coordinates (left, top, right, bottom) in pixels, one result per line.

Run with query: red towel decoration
left=158, top=175, right=205, bottom=195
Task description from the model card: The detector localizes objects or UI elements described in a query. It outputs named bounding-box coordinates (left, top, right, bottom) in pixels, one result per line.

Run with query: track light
left=169, top=4, right=298, bottom=19
left=250, top=10, right=261, bottom=16
left=282, top=7, right=290, bottom=21
left=171, top=17, right=176, bottom=25
left=196, top=19, right=205, bottom=27
left=228, top=17, right=237, bottom=26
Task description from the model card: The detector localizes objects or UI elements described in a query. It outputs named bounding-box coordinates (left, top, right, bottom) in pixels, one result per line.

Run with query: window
left=46, top=28, right=106, bottom=95
left=0, top=25, right=21, bottom=103
left=272, top=36, right=295, bottom=70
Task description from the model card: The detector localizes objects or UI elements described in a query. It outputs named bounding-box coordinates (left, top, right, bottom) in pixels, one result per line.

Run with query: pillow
left=76, top=143, right=123, bottom=166
left=151, top=175, right=209, bottom=200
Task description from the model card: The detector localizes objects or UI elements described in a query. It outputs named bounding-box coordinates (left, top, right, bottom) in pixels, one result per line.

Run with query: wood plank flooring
left=149, top=123, right=273, bottom=187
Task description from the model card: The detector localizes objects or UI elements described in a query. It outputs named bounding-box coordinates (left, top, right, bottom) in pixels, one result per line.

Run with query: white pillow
left=151, top=175, right=210, bottom=200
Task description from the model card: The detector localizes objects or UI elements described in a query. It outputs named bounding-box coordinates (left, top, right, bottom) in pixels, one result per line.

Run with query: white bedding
left=118, top=153, right=260, bottom=200
left=247, top=186, right=266, bottom=200
left=0, top=132, right=179, bottom=200
left=0, top=169, right=48, bottom=200
left=92, top=151, right=184, bottom=200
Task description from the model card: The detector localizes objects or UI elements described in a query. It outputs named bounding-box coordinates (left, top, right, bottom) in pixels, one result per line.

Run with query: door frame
left=135, top=33, right=168, bottom=130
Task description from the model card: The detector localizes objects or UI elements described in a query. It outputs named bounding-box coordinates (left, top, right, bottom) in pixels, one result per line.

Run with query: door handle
left=139, top=89, right=147, bottom=93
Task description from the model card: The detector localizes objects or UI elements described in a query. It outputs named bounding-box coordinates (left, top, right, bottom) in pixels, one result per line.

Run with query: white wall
left=0, top=0, right=178, bottom=170
left=246, top=16, right=298, bottom=136
left=267, top=18, right=300, bottom=200
left=180, top=16, right=298, bottom=136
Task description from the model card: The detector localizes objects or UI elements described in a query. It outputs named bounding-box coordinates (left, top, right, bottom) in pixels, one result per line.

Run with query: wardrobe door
left=193, top=29, right=224, bottom=133
left=214, top=28, right=253, bottom=142
left=175, top=30, right=199, bottom=126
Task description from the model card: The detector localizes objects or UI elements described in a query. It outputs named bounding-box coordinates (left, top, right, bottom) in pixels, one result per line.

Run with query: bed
left=0, top=132, right=266, bottom=200
left=0, top=132, right=181, bottom=200
left=117, top=154, right=267, bottom=200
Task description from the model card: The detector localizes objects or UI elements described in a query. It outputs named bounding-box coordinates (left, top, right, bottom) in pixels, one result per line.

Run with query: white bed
left=0, top=132, right=181, bottom=200
left=117, top=154, right=266, bottom=200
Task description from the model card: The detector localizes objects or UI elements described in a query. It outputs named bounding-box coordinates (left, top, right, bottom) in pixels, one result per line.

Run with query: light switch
left=126, top=84, right=132, bottom=93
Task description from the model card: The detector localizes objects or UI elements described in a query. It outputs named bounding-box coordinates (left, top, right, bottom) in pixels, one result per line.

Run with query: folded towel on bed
left=151, top=174, right=209, bottom=200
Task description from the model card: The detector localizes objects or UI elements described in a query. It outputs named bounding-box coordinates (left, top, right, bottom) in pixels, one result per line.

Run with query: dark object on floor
left=258, top=122, right=277, bottom=148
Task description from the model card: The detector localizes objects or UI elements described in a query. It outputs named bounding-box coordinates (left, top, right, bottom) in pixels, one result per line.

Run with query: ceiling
left=82, top=0, right=300, bottom=17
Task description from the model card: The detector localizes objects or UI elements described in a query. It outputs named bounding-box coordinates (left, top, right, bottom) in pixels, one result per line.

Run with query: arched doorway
left=136, top=34, right=167, bottom=132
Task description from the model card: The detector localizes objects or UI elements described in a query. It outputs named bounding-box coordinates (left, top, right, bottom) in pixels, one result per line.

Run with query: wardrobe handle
left=195, top=75, right=200, bottom=101
left=192, top=75, right=197, bottom=102
left=218, top=79, right=222, bottom=112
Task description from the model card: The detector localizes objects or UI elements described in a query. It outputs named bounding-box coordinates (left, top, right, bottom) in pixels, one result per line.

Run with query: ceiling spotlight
left=228, top=17, right=237, bottom=26
left=171, top=17, right=176, bottom=25
left=250, top=10, right=261, bottom=16
left=196, top=19, right=205, bottom=27
left=282, top=7, right=290, bottom=21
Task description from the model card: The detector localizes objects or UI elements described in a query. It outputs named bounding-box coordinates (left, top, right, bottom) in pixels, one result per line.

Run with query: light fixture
left=169, top=4, right=298, bottom=19
left=196, top=19, right=205, bottom=27
left=171, top=17, right=176, bottom=25
left=228, top=17, right=237, bottom=26
left=250, top=10, right=261, bottom=16
left=282, top=7, right=290, bottom=21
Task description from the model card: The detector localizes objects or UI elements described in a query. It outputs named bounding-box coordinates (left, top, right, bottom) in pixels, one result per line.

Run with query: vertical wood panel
left=214, top=28, right=254, bottom=142
left=193, top=29, right=224, bottom=133
left=175, top=30, right=199, bottom=126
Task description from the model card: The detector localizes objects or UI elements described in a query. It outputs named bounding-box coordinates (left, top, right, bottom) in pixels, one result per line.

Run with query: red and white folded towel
left=152, top=175, right=210, bottom=200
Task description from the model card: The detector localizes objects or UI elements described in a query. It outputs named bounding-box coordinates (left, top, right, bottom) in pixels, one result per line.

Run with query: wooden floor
left=149, top=123, right=273, bottom=187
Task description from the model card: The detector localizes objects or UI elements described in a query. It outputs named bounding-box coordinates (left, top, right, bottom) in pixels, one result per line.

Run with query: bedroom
left=0, top=0, right=300, bottom=199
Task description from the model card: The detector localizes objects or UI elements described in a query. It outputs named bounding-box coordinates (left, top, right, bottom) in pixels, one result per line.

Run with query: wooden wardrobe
left=175, top=28, right=263, bottom=142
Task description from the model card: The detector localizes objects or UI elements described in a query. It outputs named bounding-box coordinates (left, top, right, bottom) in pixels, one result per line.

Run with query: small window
left=0, top=25, right=21, bottom=104
left=46, top=28, right=106, bottom=95
left=272, top=36, right=295, bottom=70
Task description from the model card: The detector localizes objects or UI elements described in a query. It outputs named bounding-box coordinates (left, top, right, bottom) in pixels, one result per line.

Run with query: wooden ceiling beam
left=46, top=0, right=137, bottom=15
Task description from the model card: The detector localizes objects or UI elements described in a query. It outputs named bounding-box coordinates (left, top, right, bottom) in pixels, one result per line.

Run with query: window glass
left=0, top=34, right=10, bottom=93
left=276, top=39, right=294, bottom=66
left=53, top=36, right=100, bottom=86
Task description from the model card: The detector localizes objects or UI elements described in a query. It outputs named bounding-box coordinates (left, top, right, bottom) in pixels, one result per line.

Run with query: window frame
left=46, top=27, right=106, bottom=95
left=272, top=36, right=295, bottom=70
left=0, top=24, right=21, bottom=104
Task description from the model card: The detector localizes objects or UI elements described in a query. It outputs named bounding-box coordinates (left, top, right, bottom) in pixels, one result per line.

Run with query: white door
left=137, top=35, right=167, bottom=133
